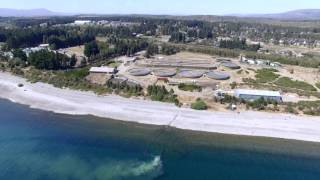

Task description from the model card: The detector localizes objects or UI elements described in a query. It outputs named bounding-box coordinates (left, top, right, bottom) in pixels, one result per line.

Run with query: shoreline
left=1, top=72, right=320, bottom=143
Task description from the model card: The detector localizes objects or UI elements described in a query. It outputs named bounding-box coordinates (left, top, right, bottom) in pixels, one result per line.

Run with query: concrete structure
left=153, top=69, right=177, bottom=77
left=128, top=68, right=151, bottom=76
left=178, top=70, right=205, bottom=78
left=141, top=59, right=217, bottom=70
left=124, top=57, right=138, bottom=66
left=89, top=67, right=116, bottom=74
left=234, top=89, right=282, bottom=102
left=221, top=62, right=241, bottom=69
left=206, top=71, right=230, bottom=80
left=216, top=58, right=231, bottom=63
left=86, top=67, right=116, bottom=85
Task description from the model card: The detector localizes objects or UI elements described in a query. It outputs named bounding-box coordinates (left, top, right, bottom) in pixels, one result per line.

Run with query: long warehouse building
left=234, top=89, right=282, bottom=102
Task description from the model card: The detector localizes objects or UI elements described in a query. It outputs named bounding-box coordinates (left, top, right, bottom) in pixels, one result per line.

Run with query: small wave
left=93, top=155, right=163, bottom=179
left=130, top=156, right=162, bottom=176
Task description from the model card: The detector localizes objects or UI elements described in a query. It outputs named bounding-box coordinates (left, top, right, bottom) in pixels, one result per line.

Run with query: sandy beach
left=1, top=71, right=320, bottom=143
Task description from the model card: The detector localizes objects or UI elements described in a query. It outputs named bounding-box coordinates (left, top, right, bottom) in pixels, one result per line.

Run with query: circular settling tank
left=153, top=69, right=177, bottom=77
left=206, top=71, right=231, bottom=80
left=128, top=68, right=151, bottom=76
left=178, top=70, right=205, bottom=78
left=221, top=62, right=241, bottom=69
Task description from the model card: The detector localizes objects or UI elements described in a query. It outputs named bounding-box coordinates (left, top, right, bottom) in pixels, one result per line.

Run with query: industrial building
left=86, top=67, right=117, bottom=85
left=74, top=20, right=92, bottom=25
left=234, top=89, right=282, bottom=102
left=89, top=67, right=117, bottom=75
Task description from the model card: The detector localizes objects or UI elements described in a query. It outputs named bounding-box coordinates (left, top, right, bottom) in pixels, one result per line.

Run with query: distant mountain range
left=232, top=9, right=320, bottom=20
left=0, top=8, right=64, bottom=17
left=1, top=8, right=320, bottom=20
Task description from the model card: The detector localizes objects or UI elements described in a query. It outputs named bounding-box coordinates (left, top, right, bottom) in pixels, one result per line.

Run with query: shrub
left=147, top=85, right=180, bottom=105
left=230, top=82, right=237, bottom=89
left=191, top=98, right=208, bottom=110
left=246, top=97, right=278, bottom=111
left=178, top=83, right=202, bottom=92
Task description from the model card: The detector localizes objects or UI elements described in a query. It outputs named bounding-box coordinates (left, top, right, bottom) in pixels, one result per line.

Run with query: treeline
left=6, top=17, right=75, bottom=28
left=145, top=44, right=180, bottom=57
left=7, top=49, right=76, bottom=70
left=0, top=28, right=65, bottom=49
left=84, top=38, right=149, bottom=59
left=0, top=27, right=93, bottom=50
left=28, top=50, right=76, bottom=70
left=169, top=32, right=187, bottom=43
left=48, top=34, right=95, bottom=50
left=3, top=15, right=320, bottom=46
left=219, top=38, right=261, bottom=52
left=0, top=25, right=147, bottom=51
left=169, top=43, right=320, bottom=68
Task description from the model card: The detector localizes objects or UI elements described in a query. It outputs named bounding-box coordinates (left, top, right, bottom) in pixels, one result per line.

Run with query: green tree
left=12, top=49, right=27, bottom=62
left=84, top=41, right=100, bottom=57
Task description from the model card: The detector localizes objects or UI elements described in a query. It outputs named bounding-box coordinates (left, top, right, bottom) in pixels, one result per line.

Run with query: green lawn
left=254, top=68, right=280, bottom=83
left=275, top=77, right=317, bottom=92
left=108, top=62, right=120, bottom=68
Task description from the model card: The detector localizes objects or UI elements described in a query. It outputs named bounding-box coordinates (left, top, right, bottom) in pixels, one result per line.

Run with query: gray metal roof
left=235, top=89, right=281, bottom=97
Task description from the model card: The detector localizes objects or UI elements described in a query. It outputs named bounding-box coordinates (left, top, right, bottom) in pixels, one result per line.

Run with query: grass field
left=275, top=77, right=317, bottom=92
left=254, top=68, right=280, bottom=83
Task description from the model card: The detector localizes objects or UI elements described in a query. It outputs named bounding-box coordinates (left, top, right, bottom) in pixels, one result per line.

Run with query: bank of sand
left=1, top=72, right=320, bottom=143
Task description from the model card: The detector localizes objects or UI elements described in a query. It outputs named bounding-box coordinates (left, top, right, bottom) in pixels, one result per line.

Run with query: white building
left=39, top=44, right=50, bottom=49
left=234, top=89, right=282, bottom=103
left=23, top=47, right=44, bottom=57
left=74, top=20, right=92, bottom=25
left=89, top=67, right=116, bottom=74
left=3, top=52, right=13, bottom=59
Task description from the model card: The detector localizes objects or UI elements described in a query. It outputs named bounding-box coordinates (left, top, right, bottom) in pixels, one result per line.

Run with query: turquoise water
left=1, top=99, right=320, bottom=180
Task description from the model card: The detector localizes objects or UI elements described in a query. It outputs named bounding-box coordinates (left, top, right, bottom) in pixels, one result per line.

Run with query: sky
left=0, top=0, right=320, bottom=15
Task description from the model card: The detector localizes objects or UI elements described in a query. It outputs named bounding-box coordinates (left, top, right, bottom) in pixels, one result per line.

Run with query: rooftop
left=89, top=67, right=115, bottom=73
left=235, top=89, right=281, bottom=97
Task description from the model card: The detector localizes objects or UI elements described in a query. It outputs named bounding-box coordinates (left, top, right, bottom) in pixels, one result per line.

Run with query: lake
left=1, top=99, right=320, bottom=180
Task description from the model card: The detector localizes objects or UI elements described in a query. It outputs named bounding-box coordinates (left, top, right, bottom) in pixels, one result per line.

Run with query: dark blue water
left=1, top=99, right=320, bottom=180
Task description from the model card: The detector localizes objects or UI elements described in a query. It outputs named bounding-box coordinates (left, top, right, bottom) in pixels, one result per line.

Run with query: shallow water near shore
left=1, top=99, right=320, bottom=180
